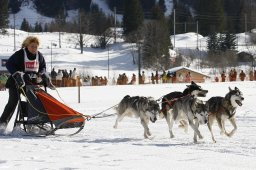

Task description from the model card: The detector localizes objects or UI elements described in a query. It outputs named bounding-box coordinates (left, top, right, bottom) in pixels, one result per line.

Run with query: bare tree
left=95, top=28, right=112, bottom=49
left=67, top=33, right=93, bottom=50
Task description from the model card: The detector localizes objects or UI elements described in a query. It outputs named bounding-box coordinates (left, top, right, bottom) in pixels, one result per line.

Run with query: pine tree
left=20, top=18, right=30, bottom=32
left=9, top=0, right=22, bottom=13
left=34, top=22, right=43, bottom=32
left=207, top=32, right=218, bottom=52
left=170, top=1, right=194, bottom=34
left=223, top=32, right=237, bottom=51
left=0, top=0, right=9, bottom=31
left=158, top=0, right=166, bottom=12
left=142, top=6, right=171, bottom=70
left=196, top=0, right=225, bottom=35
left=123, top=0, right=144, bottom=36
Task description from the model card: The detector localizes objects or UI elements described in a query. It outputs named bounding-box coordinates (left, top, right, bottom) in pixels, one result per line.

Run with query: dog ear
left=235, top=87, right=239, bottom=91
left=191, top=81, right=196, bottom=85
left=229, top=87, right=232, bottom=92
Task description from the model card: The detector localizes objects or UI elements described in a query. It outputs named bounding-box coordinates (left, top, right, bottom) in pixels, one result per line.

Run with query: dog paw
left=227, top=133, right=232, bottom=137
left=113, top=125, right=117, bottom=129
left=178, top=124, right=185, bottom=128
left=147, top=135, right=155, bottom=140
left=199, top=135, right=203, bottom=139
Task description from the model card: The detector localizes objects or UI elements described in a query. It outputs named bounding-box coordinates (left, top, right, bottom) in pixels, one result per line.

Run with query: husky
left=160, top=81, right=208, bottom=141
left=113, top=95, right=160, bottom=139
left=167, top=95, right=208, bottom=142
left=206, top=87, right=244, bottom=143
left=160, top=81, right=208, bottom=119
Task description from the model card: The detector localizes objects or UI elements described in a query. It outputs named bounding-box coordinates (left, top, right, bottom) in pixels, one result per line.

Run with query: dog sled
left=14, top=84, right=86, bottom=136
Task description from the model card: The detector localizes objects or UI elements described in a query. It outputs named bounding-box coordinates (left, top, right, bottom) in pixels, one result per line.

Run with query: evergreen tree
left=223, top=32, right=237, bottom=51
left=170, top=1, right=194, bottom=34
left=34, top=22, right=43, bottom=32
left=196, top=0, right=225, bottom=35
left=34, top=0, right=65, bottom=17
left=207, top=32, right=218, bottom=52
left=44, top=23, right=48, bottom=32
left=78, top=0, right=92, bottom=12
left=158, top=0, right=166, bottom=12
left=8, top=0, right=22, bottom=13
left=0, top=0, right=9, bottom=30
left=20, top=18, right=30, bottom=32
left=123, top=0, right=144, bottom=36
left=142, top=6, right=171, bottom=70
left=89, top=7, right=112, bottom=35
left=207, top=32, right=236, bottom=52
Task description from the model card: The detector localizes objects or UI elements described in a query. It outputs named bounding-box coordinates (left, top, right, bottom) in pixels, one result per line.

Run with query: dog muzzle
left=150, top=117, right=157, bottom=123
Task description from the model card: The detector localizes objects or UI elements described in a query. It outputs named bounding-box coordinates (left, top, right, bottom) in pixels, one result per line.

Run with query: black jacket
left=5, top=48, right=46, bottom=88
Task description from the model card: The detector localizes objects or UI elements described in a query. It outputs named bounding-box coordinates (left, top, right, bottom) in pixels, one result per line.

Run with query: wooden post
left=78, top=76, right=80, bottom=103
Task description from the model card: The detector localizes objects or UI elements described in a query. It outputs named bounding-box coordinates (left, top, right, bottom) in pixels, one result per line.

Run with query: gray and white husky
left=167, top=95, right=208, bottom=143
left=114, top=95, right=160, bottom=139
left=206, top=87, right=244, bottom=143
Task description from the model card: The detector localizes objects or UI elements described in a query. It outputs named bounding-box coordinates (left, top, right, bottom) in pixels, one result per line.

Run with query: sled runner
left=14, top=85, right=86, bottom=136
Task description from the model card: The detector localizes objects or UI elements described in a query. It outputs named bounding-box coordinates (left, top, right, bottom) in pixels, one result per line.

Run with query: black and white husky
left=206, top=87, right=244, bottom=143
left=160, top=81, right=208, bottom=119
left=160, top=81, right=208, bottom=142
left=114, top=95, right=160, bottom=139
left=167, top=95, right=208, bottom=142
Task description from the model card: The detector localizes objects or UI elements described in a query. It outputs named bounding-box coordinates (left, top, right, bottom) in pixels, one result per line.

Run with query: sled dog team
left=114, top=81, right=244, bottom=143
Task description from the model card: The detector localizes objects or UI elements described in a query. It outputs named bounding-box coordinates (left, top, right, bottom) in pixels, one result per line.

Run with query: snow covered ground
left=0, top=81, right=256, bottom=170
left=0, top=28, right=256, bottom=169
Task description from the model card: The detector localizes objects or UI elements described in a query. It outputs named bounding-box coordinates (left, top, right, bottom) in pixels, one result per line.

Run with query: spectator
left=155, top=71, right=159, bottom=84
left=71, top=68, right=77, bottom=79
left=69, top=70, right=72, bottom=78
left=249, top=70, right=253, bottom=81
left=178, top=73, right=184, bottom=83
left=141, top=71, right=145, bottom=84
left=233, top=69, right=237, bottom=81
left=151, top=73, right=155, bottom=84
left=221, top=71, right=226, bottom=82
left=0, top=73, right=8, bottom=91
left=239, top=70, right=246, bottom=81
left=172, top=72, right=177, bottom=83
left=103, top=76, right=108, bottom=85
left=162, top=71, right=167, bottom=83
left=215, top=76, right=219, bottom=82
left=50, top=68, right=57, bottom=79
left=167, top=71, right=172, bottom=83
left=56, top=70, right=63, bottom=80
left=185, top=72, right=191, bottom=83
left=229, top=69, right=234, bottom=81
left=63, top=69, right=69, bottom=78
left=130, top=73, right=136, bottom=85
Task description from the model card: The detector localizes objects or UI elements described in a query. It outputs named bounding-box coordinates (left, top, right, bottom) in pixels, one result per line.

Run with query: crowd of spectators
left=217, top=69, right=256, bottom=82
left=1, top=68, right=256, bottom=90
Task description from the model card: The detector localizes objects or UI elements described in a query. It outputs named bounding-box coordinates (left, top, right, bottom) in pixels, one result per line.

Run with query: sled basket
left=15, top=85, right=85, bottom=136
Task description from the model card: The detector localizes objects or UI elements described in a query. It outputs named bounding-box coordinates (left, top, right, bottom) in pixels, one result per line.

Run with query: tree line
left=1, top=0, right=256, bottom=71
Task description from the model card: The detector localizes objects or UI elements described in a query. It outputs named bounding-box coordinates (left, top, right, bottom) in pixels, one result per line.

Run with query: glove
left=12, top=71, right=25, bottom=88
left=41, top=73, right=55, bottom=90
